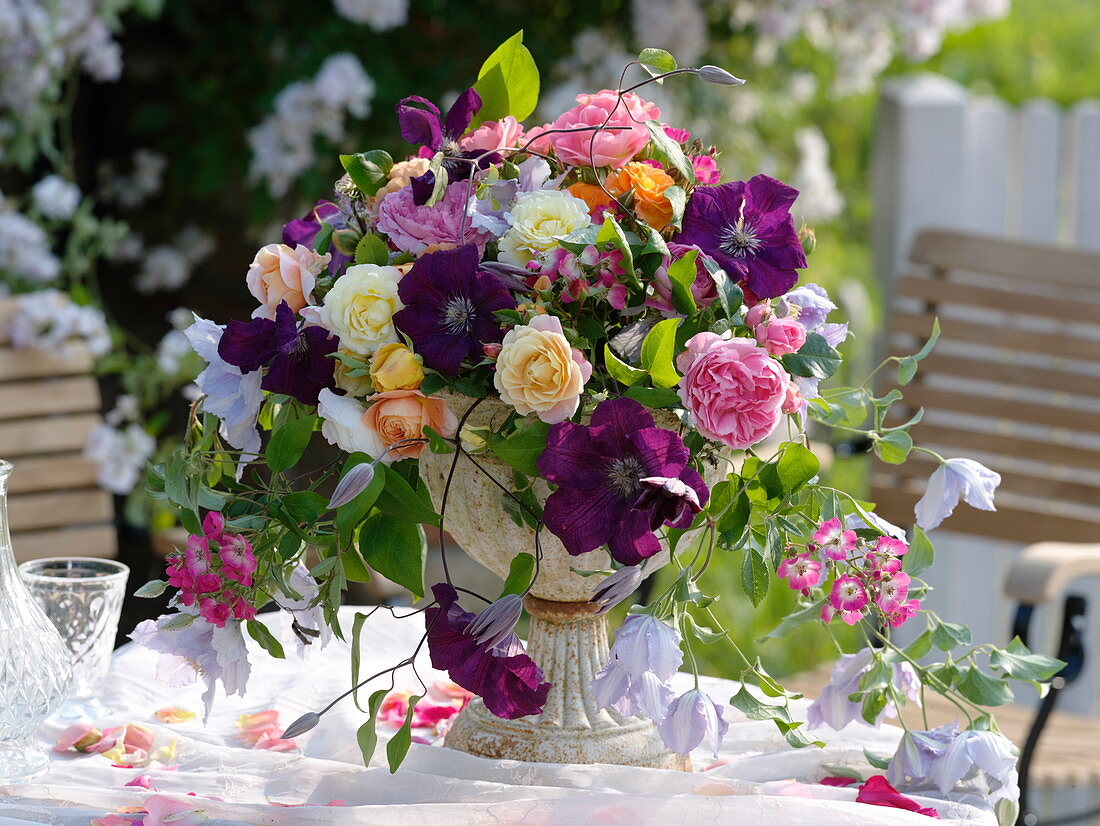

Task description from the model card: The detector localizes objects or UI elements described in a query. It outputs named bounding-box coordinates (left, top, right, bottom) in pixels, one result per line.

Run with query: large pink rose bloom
left=548, top=90, right=660, bottom=169
left=677, top=333, right=791, bottom=450
left=375, top=181, right=492, bottom=256
left=460, top=116, right=525, bottom=153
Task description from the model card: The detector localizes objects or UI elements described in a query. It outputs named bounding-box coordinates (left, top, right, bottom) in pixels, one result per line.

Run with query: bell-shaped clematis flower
left=658, top=688, right=729, bottom=757
left=914, top=457, right=1001, bottom=531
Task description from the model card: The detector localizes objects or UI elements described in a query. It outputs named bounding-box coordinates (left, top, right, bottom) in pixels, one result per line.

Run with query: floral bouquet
left=140, top=33, right=1059, bottom=821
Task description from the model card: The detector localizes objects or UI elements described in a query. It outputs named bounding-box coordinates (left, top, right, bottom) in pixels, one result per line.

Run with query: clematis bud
left=659, top=688, right=729, bottom=757
left=467, top=593, right=524, bottom=650
left=281, top=711, right=321, bottom=739
left=697, top=65, right=746, bottom=86
left=482, top=343, right=502, bottom=360
left=591, top=565, right=644, bottom=614
left=327, top=461, right=376, bottom=509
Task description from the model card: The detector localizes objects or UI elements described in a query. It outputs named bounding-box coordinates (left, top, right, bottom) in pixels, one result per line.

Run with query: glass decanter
left=0, top=460, right=72, bottom=785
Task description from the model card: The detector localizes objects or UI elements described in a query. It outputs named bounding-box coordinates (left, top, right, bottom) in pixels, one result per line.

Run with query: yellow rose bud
left=369, top=342, right=424, bottom=392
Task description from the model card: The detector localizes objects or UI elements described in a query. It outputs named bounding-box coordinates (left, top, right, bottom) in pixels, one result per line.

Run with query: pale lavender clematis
left=659, top=688, right=729, bottom=757
left=282, top=565, right=332, bottom=656
left=129, top=608, right=251, bottom=721
left=591, top=565, right=644, bottom=614
left=184, top=315, right=262, bottom=479
left=468, top=157, right=553, bottom=236
left=783, top=283, right=835, bottom=329
left=591, top=614, right=682, bottom=722
left=888, top=723, right=958, bottom=789
left=468, top=593, right=524, bottom=649
left=889, top=725, right=1019, bottom=803
left=914, top=457, right=1001, bottom=531
left=807, top=648, right=920, bottom=730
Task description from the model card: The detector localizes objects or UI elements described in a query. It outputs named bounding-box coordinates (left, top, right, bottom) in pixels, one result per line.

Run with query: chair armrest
left=1004, top=542, right=1100, bottom=605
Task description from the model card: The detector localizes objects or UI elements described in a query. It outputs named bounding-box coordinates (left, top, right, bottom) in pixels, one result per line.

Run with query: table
left=0, top=607, right=997, bottom=825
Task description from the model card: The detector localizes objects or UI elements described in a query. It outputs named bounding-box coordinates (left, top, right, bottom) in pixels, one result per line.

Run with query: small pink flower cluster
left=777, top=518, right=920, bottom=629
left=531, top=245, right=628, bottom=308
left=166, top=512, right=257, bottom=627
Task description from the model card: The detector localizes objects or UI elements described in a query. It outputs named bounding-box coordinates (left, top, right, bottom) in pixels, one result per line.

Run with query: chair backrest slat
left=871, top=229, right=1100, bottom=544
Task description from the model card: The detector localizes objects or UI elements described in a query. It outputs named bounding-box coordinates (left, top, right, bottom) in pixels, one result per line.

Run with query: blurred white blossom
left=31, top=174, right=81, bottom=220
left=8, top=288, right=110, bottom=356
left=631, top=0, right=707, bottom=65
left=792, top=126, right=843, bottom=222
left=331, top=0, right=408, bottom=30
left=134, top=225, right=215, bottom=294
left=0, top=207, right=59, bottom=282
left=85, top=420, right=156, bottom=495
left=103, top=149, right=168, bottom=209
left=156, top=328, right=193, bottom=374
left=248, top=53, right=375, bottom=198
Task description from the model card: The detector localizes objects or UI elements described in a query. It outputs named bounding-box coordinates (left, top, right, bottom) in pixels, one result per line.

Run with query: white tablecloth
left=0, top=607, right=996, bottom=826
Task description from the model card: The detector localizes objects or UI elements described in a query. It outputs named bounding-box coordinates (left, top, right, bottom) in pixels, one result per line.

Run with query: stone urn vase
left=419, top=394, right=701, bottom=770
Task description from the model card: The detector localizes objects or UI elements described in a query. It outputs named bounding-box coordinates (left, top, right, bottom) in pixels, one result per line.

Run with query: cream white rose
left=319, top=264, right=404, bottom=356
left=498, top=190, right=591, bottom=267
left=494, top=314, right=593, bottom=424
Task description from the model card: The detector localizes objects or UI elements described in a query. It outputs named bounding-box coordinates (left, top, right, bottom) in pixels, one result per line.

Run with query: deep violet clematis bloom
left=537, top=397, right=710, bottom=566
left=392, top=244, right=515, bottom=375
left=218, top=300, right=339, bottom=405
left=425, top=583, right=550, bottom=720
left=396, top=88, right=499, bottom=201
left=672, top=174, right=807, bottom=300
left=282, top=201, right=351, bottom=275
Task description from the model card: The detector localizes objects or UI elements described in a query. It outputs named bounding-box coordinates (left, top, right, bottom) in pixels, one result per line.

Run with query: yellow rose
left=319, top=264, right=405, bottom=356
left=494, top=314, right=593, bottom=423
left=369, top=342, right=424, bottom=392
left=333, top=349, right=374, bottom=397
left=498, top=190, right=591, bottom=267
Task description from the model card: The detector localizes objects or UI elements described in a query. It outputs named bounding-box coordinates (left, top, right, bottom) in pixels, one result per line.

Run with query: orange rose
left=605, top=162, right=675, bottom=228
left=361, top=390, right=458, bottom=462
left=566, top=182, right=617, bottom=215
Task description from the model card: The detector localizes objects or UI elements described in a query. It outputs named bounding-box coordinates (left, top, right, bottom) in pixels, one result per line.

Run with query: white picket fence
left=870, top=74, right=1100, bottom=818
left=873, top=72, right=1100, bottom=288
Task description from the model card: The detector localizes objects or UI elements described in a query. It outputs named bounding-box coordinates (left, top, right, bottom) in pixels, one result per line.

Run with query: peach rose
left=375, top=157, right=432, bottom=199
left=494, top=314, right=592, bottom=424
left=246, top=243, right=329, bottom=319
left=317, top=388, right=456, bottom=463
left=460, top=116, right=525, bottom=153
left=606, top=162, right=675, bottom=228
left=566, top=182, right=618, bottom=215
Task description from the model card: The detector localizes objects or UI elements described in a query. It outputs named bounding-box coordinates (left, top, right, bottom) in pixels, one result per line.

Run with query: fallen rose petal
left=55, top=723, right=103, bottom=753
left=124, top=775, right=154, bottom=789
left=236, top=710, right=280, bottom=731
left=155, top=707, right=196, bottom=725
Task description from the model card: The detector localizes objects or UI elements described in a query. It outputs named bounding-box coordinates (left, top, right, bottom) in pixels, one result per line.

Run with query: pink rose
left=375, top=181, right=492, bottom=256
left=547, top=90, right=660, bottom=168
left=677, top=334, right=791, bottom=450
left=246, top=243, right=329, bottom=320
left=755, top=316, right=807, bottom=356
left=460, top=116, right=525, bottom=153
left=743, top=300, right=773, bottom=329
left=692, top=154, right=721, bottom=185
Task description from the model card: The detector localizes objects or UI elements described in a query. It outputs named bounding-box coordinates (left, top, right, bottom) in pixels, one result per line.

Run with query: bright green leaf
left=990, top=637, right=1064, bottom=682
left=666, top=248, right=698, bottom=314
left=905, top=527, right=935, bottom=576
left=492, top=420, right=550, bottom=476
left=637, top=47, right=677, bottom=77
left=957, top=666, right=1014, bottom=706
left=874, top=430, right=913, bottom=464
left=246, top=619, right=286, bottom=659
left=359, top=512, right=427, bottom=598
left=640, top=317, right=681, bottom=388
left=340, top=151, right=393, bottom=197
left=356, top=689, right=389, bottom=766
left=471, top=31, right=540, bottom=128
left=644, top=120, right=695, bottom=182
left=376, top=465, right=440, bottom=526
left=266, top=416, right=316, bottom=474
left=604, top=344, right=647, bottom=386
left=500, top=552, right=535, bottom=597
left=355, top=234, right=390, bottom=266
left=386, top=695, right=422, bottom=772
left=741, top=550, right=769, bottom=607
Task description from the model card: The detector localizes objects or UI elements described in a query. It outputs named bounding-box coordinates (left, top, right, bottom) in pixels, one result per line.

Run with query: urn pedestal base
left=444, top=595, right=690, bottom=771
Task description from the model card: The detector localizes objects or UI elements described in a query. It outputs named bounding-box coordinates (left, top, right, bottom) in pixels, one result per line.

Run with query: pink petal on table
left=142, top=795, right=208, bottom=826
left=154, top=707, right=196, bottom=725
left=236, top=710, right=280, bottom=730
left=124, top=775, right=154, bottom=789
left=55, top=723, right=103, bottom=753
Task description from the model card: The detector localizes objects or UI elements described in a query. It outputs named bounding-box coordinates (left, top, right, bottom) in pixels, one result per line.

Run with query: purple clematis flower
left=672, top=174, right=807, bottom=300
left=538, top=397, right=709, bottom=566
left=392, top=244, right=515, bottom=375
left=425, top=583, right=550, bottom=720
left=282, top=201, right=351, bottom=275
left=396, top=88, right=499, bottom=202
left=218, top=301, right=339, bottom=405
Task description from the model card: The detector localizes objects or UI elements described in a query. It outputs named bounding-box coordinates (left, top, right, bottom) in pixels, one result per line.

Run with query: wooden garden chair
left=826, top=229, right=1100, bottom=823
left=0, top=297, right=117, bottom=562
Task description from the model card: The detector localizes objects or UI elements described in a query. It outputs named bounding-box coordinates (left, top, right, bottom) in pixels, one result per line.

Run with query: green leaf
left=356, top=689, right=390, bottom=766
left=896, top=356, right=918, bottom=386
left=930, top=619, right=972, bottom=650
left=666, top=248, right=698, bottom=314
left=717, top=490, right=751, bottom=542
left=782, top=332, right=842, bottom=380
left=266, top=415, right=316, bottom=474
left=355, top=234, right=390, bottom=266
left=640, top=317, right=681, bottom=388
left=741, top=550, right=769, bottom=607
left=342, top=545, right=373, bottom=583
left=637, top=47, right=677, bottom=77
left=595, top=214, right=635, bottom=279
left=471, top=31, right=540, bottom=128
left=246, top=619, right=286, bottom=659
left=492, top=420, right=550, bottom=476
left=604, top=343, right=647, bottom=387
left=422, top=425, right=455, bottom=455
left=682, top=613, right=726, bottom=645
left=644, top=120, right=695, bottom=182
left=281, top=490, right=329, bottom=524
left=376, top=465, right=440, bottom=526
left=874, top=430, right=913, bottom=464
left=729, top=684, right=792, bottom=723
left=864, top=748, right=891, bottom=770
left=386, top=695, right=422, bottom=772
left=990, top=637, right=1064, bottom=682
left=134, top=579, right=168, bottom=598
left=351, top=612, right=370, bottom=710
left=776, top=442, right=820, bottom=494
left=702, top=257, right=743, bottom=321
left=500, top=552, right=535, bottom=597
left=624, top=385, right=681, bottom=408
left=914, top=318, right=941, bottom=361
left=905, top=527, right=935, bottom=576
left=664, top=185, right=687, bottom=231
left=861, top=689, right=889, bottom=724
left=340, top=150, right=393, bottom=197
left=904, top=630, right=933, bottom=660
left=759, top=598, right=826, bottom=642
left=957, top=666, right=1014, bottom=706
left=359, top=512, right=426, bottom=598
left=313, top=221, right=334, bottom=254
